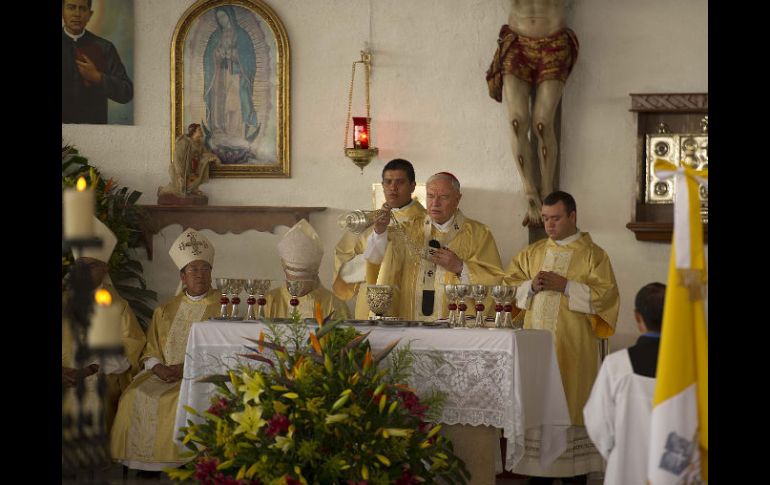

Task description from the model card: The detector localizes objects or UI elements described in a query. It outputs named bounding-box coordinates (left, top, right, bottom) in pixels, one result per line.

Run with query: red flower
left=194, top=457, right=219, bottom=482
left=265, top=413, right=291, bottom=438
left=397, top=390, right=428, bottom=418
left=286, top=477, right=302, bottom=485
left=394, top=466, right=419, bottom=485
left=345, top=480, right=368, bottom=485
left=207, top=397, right=230, bottom=417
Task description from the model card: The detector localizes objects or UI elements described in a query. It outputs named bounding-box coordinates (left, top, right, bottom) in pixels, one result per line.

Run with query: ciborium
left=214, top=277, right=231, bottom=319
left=444, top=284, right=458, bottom=327
left=286, top=279, right=316, bottom=314
left=245, top=279, right=271, bottom=320
left=229, top=279, right=245, bottom=320
left=470, top=284, right=489, bottom=328
left=491, top=285, right=515, bottom=328
left=366, top=285, right=393, bottom=320
left=454, top=284, right=470, bottom=327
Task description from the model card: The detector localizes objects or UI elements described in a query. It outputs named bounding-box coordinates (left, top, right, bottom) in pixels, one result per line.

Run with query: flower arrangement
left=169, top=307, right=469, bottom=484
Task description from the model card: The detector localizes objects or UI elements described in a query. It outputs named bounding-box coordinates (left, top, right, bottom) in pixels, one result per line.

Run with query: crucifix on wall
left=486, top=0, right=578, bottom=229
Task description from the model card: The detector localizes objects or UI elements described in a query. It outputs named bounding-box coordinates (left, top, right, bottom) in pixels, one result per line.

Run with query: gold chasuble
left=110, top=289, right=220, bottom=467
left=62, top=286, right=147, bottom=432
left=375, top=211, right=502, bottom=321
left=505, top=233, right=619, bottom=425
left=266, top=284, right=351, bottom=320
left=333, top=201, right=426, bottom=319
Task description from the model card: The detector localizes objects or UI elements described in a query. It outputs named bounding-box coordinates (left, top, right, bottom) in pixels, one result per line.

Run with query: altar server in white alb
left=583, top=282, right=666, bottom=485
left=111, top=228, right=221, bottom=472
left=266, top=219, right=350, bottom=319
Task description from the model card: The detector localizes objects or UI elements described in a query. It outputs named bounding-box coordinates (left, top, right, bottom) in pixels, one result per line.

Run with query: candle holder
left=344, top=51, right=379, bottom=172
left=62, top=238, right=115, bottom=477
left=470, top=284, right=489, bottom=329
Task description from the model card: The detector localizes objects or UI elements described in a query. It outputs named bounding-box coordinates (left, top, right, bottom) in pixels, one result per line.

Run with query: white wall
left=62, top=0, right=707, bottom=350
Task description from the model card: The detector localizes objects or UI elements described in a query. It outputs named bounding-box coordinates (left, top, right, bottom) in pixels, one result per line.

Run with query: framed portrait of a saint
left=172, top=0, right=290, bottom=177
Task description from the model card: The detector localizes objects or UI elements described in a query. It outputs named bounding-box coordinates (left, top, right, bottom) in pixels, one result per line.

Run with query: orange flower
left=363, top=349, right=373, bottom=372
left=314, top=301, right=324, bottom=327
left=103, top=178, right=115, bottom=194
left=309, top=333, right=322, bottom=355
left=258, top=330, right=265, bottom=353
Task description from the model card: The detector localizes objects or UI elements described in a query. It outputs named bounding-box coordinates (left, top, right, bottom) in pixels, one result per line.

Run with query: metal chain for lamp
left=344, top=51, right=373, bottom=150
left=344, top=51, right=378, bottom=171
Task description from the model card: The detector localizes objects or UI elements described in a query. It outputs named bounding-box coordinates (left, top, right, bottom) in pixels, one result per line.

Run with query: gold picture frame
left=171, top=0, right=290, bottom=178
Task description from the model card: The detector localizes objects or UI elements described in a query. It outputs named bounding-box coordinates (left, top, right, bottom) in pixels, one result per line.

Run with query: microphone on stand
left=422, top=240, right=442, bottom=316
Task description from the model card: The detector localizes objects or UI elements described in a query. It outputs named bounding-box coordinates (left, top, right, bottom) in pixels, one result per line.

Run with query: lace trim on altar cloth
left=513, top=426, right=604, bottom=476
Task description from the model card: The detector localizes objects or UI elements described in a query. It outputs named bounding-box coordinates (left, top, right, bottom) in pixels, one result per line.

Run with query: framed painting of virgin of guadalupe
left=172, top=0, right=290, bottom=177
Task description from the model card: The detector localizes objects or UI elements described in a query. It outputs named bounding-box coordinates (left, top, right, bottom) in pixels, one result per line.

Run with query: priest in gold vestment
left=110, top=229, right=220, bottom=471
left=504, top=191, right=620, bottom=483
left=267, top=219, right=350, bottom=320
left=332, top=159, right=426, bottom=319
left=364, top=172, right=502, bottom=322
left=364, top=172, right=503, bottom=485
left=62, top=217, right=146, bottom=433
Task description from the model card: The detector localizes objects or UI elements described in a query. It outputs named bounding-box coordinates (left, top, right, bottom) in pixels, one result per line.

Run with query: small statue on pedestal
left=157, top=123, right=220, bottom=205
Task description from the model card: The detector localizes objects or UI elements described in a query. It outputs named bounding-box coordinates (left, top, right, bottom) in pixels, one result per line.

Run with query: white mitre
left=169, top=228, right=215, bottom=295
left=72, top=216, right=117, bottom=264
left=278, top=219, right=324, bottom=279
left=169, top=228, right=215, bottom=270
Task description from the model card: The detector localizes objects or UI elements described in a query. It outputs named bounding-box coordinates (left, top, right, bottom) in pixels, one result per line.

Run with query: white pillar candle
left=88, top=289, right=122, bottom=348
left=63, top=177, right=94, bottom=240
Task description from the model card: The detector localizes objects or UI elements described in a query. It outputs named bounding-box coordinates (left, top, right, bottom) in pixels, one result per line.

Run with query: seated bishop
left=110, top=228, right=221, bottom=471
left=266, top=219, right=351, bottom=320
left=62, top=216, right=146, bottom=433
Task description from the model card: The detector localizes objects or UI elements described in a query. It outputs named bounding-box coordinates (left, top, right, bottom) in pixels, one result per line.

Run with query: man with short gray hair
left=364, top=171, right=502, bottom=321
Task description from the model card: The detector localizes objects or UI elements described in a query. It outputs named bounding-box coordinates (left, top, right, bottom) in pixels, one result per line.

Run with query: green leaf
left=314, top=318, right=343, bottom=339
left=373, top=338, right=402, bottom=364
left=196, top=374, right=231, bottom=384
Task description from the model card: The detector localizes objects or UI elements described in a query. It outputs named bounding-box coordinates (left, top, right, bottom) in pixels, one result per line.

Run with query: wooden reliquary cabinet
left=626, top=93, right=708, bottom=242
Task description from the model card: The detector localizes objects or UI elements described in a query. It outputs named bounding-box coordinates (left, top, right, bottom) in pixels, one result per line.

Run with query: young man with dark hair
left=504, top=190, right=620, bottom=483
left=332, top=159, right=425, bottom=319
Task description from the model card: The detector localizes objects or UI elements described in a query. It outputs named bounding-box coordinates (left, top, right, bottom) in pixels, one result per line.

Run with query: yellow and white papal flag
left=647, top=160, right=708, bottom=485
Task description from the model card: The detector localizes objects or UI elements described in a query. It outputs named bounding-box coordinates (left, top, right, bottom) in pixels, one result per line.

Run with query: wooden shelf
left=138, top=205, right=326, bottom=259
left=626, top=222, right=708, bottom=243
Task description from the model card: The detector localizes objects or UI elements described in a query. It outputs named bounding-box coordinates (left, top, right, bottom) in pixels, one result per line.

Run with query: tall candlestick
left=63, top=177, right=95, bottom=240
left=88, top=289, right=122, bottom=349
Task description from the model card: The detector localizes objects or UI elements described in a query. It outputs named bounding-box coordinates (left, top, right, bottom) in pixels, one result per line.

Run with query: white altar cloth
left=174, top=321, right=571, bottom=471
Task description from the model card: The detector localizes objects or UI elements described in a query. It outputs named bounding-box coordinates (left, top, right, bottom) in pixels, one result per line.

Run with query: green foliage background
left=62, top=142, right=156, bottom=328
